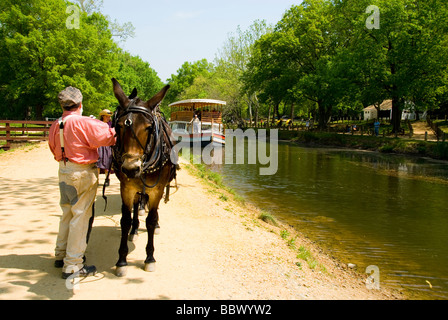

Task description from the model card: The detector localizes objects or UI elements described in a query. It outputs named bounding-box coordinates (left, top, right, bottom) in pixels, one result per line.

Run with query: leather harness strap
left=58, top=115, right=76, bottom=165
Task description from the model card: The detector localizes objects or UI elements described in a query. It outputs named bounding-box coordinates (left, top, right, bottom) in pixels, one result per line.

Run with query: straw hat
left=100, top=109, right=113, bottom=117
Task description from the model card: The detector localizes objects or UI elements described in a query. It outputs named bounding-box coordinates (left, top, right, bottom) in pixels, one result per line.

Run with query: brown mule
left=111, top=78, right=177, bottom=277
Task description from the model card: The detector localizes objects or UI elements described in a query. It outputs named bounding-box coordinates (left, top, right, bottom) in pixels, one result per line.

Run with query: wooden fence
left=0, top=120, right=54, bottom=150
left=427, top=116, right=447, bottom=142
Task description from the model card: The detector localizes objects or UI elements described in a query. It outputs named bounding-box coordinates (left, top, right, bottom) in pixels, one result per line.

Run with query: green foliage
left=259, top=211, right=279, bottom=227
left=241, top=0, right=448, bottom=129
left=337, top=0, right=448, bottom=131
left=114, top=51, right=163, bottom=102
left=163, top=59, right=214, bottom=111
left=164, top=21, right=272, bottom=123
left=0, top=0, right=116, bottom=118
left=0, top=0, right=159, bottom=120
left=287, top=130, right=448, bottom=160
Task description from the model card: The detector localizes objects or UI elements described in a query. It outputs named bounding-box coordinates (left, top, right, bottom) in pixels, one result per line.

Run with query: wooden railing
left=0, top=120, right=54, bottom=150
left=427, top=116, right=446, bottom=141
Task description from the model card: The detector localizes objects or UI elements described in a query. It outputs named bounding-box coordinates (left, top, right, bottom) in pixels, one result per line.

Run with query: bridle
left=112, top=99, right=172, bottom=189
left=102, top=99, right=176, bottom=212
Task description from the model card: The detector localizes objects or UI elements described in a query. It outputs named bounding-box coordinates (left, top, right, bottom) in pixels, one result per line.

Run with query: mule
left=111, top=78, right=177, bottom=277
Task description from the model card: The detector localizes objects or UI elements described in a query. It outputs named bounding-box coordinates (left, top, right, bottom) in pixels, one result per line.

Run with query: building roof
left=364, top=100, right=392, bottom=111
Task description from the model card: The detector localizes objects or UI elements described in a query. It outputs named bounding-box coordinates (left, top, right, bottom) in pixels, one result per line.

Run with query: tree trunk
left=267, top=104, right=272, bottom=126
left=317, top=101, right=331, bottom=130
left=374, top=103, right=381, bottom=120
left=247, top=96, right=253, bottom=127
left=391, top=94, right=402, bottom=133
left=35, top=104, right=44, bottom=120
left=388, top=41, right=401, bottom=133
left=254, top=94, right=260, bottom=125
left=271, top=102, right=280, bottom=125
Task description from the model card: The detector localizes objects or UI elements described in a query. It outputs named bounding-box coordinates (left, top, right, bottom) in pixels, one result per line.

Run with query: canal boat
left=169, top=99, right=226, bottom=146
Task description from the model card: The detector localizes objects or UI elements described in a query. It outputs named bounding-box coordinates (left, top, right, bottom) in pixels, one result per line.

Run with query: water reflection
left=210, top=142, right=448, bottom=299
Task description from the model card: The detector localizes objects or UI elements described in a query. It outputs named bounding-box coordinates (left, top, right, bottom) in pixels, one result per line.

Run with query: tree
left=277, top=0, right=347, bottom=129
left=244, top=31, right=297, bottom=124
left=244, top=1, right=344, bottom=129
left=74, top=0, right=135, bottom=41
left=216, top=20, right=273, bottom=124
left=337, top=0, right=448, bottom=132
left=163, top=59, right=214, bottom=113
left=114, top=51, right=163, bottom=102
left=0, top=0, right=165, bottom=120
left=76, top=0, right=103, bottom=14
left=0, top=0, right=122, bottom=119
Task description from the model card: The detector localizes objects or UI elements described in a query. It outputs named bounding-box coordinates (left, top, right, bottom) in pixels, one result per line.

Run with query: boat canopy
left=169, top=99, right=227, bottom=108
left=170, top=99, right=226, bottom=124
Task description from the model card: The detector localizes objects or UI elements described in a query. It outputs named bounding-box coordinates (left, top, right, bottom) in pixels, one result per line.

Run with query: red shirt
left=49, top=110, right=116, bottom=164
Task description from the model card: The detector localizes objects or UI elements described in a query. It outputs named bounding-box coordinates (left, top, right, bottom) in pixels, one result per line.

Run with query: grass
left=184, top=153, right=330, bottom=275
left=297, top=245, right=327, bottom=272
left=0, top=141, right=41, bottom=155
left=258, top=211, right=279, bottom=227
left=280, top=229, right=290, bottom=240
left=282, top=130, right=448, bottom=160
left=183, top=153, right=248, bottom=208
left=434, top=120, right=448, bottom=133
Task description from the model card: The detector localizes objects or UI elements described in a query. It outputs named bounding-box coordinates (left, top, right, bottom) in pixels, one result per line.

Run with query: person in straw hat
left=48, top=87, right=116, bottom=280
left=97, top=109, right=114, bottom=186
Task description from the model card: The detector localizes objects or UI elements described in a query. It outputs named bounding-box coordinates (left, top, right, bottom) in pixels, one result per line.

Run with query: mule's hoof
left=144, top=262, right=156, bottom=272
left=116, top=266, right=128, bottom=277
left=129, top=234, right=138, bottom=242
left=154, top=227, right=161, bottom=235
left=138, top=209, right=146, bottom=217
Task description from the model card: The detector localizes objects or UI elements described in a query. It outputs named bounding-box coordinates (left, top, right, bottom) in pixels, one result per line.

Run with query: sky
left=101, top=0, right=300, bottom=82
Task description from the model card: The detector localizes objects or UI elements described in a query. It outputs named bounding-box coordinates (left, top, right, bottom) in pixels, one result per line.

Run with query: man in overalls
left=48, top=87, right=116, bottom=279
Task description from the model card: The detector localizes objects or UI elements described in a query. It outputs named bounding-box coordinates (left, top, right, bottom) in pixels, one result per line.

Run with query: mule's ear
left=146, top=85, right=170, bottom=110
left=128, top=88, right=138, bottom=100
left=112, top=78, right=129, bottom=108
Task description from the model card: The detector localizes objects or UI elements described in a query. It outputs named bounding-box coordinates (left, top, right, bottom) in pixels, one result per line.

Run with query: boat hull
left=170, top=121, right=225, bottom=147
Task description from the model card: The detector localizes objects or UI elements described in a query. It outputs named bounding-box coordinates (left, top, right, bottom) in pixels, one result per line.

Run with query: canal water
left=209, top=141, right=448, bottom=299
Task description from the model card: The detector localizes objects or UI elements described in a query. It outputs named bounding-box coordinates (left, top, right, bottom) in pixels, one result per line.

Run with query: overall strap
left=58, top=115, right=76, bottom=165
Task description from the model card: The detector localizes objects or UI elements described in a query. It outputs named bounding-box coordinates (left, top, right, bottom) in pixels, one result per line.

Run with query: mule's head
left=112, top=78, right=170, bottom=179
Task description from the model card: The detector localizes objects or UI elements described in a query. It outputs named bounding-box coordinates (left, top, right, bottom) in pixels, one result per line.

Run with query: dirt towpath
left=0, top=142, right=403, bottom=300
left=409, top=121, right=437, bottom=141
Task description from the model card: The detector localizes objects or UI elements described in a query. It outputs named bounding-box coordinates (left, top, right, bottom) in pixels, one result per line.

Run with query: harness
left=58, top=115, right=77, bottom=165
left=103, top=100, right=177, bottom=213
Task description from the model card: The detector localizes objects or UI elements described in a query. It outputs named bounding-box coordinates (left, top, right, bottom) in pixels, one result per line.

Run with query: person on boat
left=48, top=87, right=116, bottom=280
left=190, top=114, right=200, bottom=134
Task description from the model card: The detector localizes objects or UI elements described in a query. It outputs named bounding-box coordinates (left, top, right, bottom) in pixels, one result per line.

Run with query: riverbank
left=0, top=142, right=404, bottom=300
left=273, top=130, right=448, bottom=161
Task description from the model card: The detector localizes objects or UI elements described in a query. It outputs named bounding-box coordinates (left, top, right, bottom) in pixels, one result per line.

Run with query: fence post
left=6, top=123, right=11, bottom=150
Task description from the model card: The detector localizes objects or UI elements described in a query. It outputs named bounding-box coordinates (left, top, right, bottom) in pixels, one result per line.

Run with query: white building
left=363, top=100, right=392, bottom=120
left=363, top=100, right=422, bottom=121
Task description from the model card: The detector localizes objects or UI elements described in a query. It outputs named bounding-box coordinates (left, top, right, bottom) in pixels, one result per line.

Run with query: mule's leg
left=86, top=202, right=95, bottom=245
left=144, top=208, right=159, bottom=272
left=116, top=203, right=132, bottom=277
left=154, top=221, right=161, bottom=235
left=129, top=203, right=140, bottom=243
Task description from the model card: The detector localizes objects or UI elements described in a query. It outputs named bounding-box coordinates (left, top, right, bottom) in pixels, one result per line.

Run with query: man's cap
left=58, top=87, right=83, bottom=108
